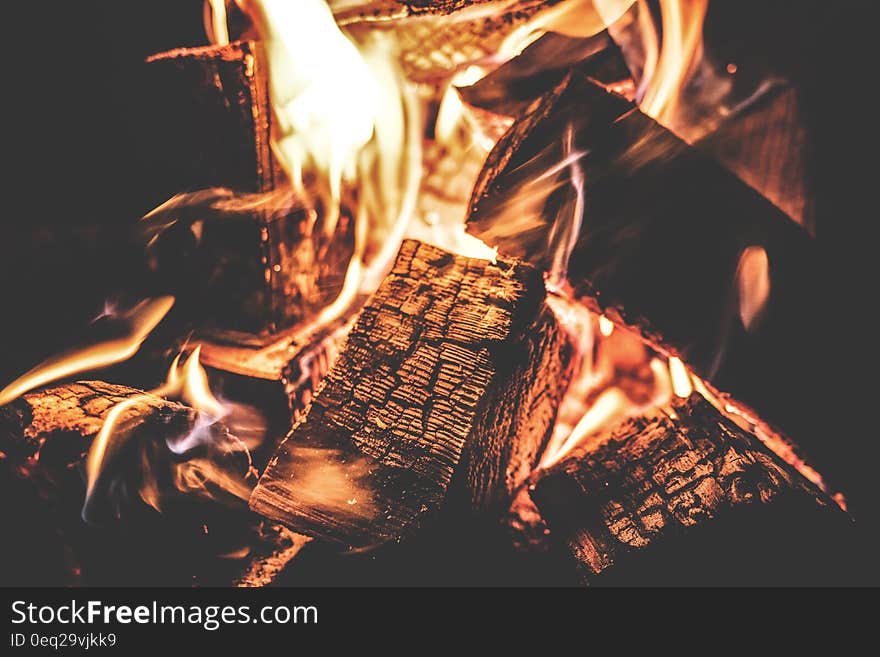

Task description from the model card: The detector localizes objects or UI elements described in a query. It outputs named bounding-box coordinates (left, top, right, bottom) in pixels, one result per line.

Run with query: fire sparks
left=0, top=297, right=174, bottom=407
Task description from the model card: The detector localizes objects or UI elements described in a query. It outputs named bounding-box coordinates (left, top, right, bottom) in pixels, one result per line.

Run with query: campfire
left=0, top=0, right=862, bottom=586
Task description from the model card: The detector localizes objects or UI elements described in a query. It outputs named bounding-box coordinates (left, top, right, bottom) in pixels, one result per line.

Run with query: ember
left=0, top=0, right=871, bottom=588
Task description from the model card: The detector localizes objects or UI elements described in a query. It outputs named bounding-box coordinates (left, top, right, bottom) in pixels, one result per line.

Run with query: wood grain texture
left=530, top=395, right=854, bottom=585
left=466, top=72, right=830, bottom=488
left=251, top=239, right=572, bottom=548
left=698, top=87, right=813, bottom=232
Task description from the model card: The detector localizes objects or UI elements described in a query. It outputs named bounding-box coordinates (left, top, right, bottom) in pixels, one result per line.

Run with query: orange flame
left=736, top=245, right=771, bottom=332
left=495, top=0, right=637, bottom=62
left=84, top=347, right=231, bottom=516
left=639, top=0, right=709, bottom=127
left=0, top=297, right=174, bottom=407
left=668, top=356, right=693, bottom=397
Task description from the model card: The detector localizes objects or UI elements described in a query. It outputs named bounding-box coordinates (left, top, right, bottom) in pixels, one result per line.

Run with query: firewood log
left=0, top=381, right=302, bottom=586
left=529, top=394, right=857, bottom=585
left=466, top=72, right=834, bottom=490
left=250, top=239, right=573, bottom=548
left=142, top=41, right=354, bottom=339
left=143, top=41, right=278, bottom=199
left=458, top=31, right=633, bottom=118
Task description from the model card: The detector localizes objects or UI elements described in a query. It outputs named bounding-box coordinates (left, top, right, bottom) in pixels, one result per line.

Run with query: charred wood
left=530, top=394, right=857, bottom=585
left=0, top=381, right=301, bottom=586
left=459, top=31, right=633, bottom=118
left=466, top=72, right=835, bottom=492
left=250, top=239, right=573, bottom=548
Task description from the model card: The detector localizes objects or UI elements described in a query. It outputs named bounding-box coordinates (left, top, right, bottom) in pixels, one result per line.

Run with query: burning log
left=250, top=239, right=573, bottom=548
left=197, top=313, right=355, bottom=467
left=458, top=31, right=634, bottom=118
left=530, top=394, right=856, bottom=585
left=142, top=41, right=354, bottom=339
left=0, top=381, right=302, bottom=586
left=466, top=72, right=832, bottom=488
left=142, top=40, right=278, bottom=199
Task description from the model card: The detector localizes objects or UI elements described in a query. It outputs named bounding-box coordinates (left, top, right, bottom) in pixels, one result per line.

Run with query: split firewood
left=697, top=86, right=813, bottom=232
left=250, top=239, right=573, bottom=548
left=529, top=394, right=856, bottom=585
left=143, top=41, right=278, bottom=199
left=0, top=381, right=302, bottom=586
left=466, top=71, right=832, bottom=488
left=142, top=41, right=354, bottom=339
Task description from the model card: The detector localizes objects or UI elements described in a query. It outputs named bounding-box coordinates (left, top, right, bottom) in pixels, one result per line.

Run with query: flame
left=242, top=0, right=379, bottom=212
left=0, top=297, right=174, bottom=407
left=639, top=0, right=708, bottom=126
left=179, top=346, right=226, bottom=420
left=544, top=387, right=630, bottom=468
left=546, top=123, right=586, bottom=290
left=598, top=315, right=615, bottom=337
left=205, top=0, right=230, bottom=46
left=495, top=0, right=637, bottom=62
left=84, top=347, right=238, bottom=520
left=668, top=355, right=693, bottom=397
left=736, top=245, right=771, bottom=332
left=234, top=0, right=426, bottom=328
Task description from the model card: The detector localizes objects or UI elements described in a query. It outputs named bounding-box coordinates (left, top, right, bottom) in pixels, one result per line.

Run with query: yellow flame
left=598, top=315, right=615, bottom=337
left=239, top=0, right=426, bottom=327
left=668, top=356, right=693, bottom=398
left=736, top=245, right=771, bottom=332
left=0, top=297, right=174, bottom=407
left=85, top=347, right=229, bottom=512
left=545, top=387, right=631, bottom=467
left=639, top=0, right=708, bottom=125
left=205, top=0, right=230, bottom=46
left=180, top=346, right=226, bottom=419
left=496, top=0, right=637, bottom=63
left=243, top=0, right=378, bottom=212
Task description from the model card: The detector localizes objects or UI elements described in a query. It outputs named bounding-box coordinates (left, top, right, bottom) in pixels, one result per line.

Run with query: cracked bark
left=530, top=394, right=857, bottom=585
left=250, top=239, right=573, bottom=548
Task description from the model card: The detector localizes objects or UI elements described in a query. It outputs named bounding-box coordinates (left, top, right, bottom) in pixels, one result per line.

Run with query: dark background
left=0, top=1, right=877, bottom=582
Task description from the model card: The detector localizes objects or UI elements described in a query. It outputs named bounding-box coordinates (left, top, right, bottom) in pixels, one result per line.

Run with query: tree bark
left=250, top=239, right=573, bottom=548
left=530, top=394, right=857, bottom=585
